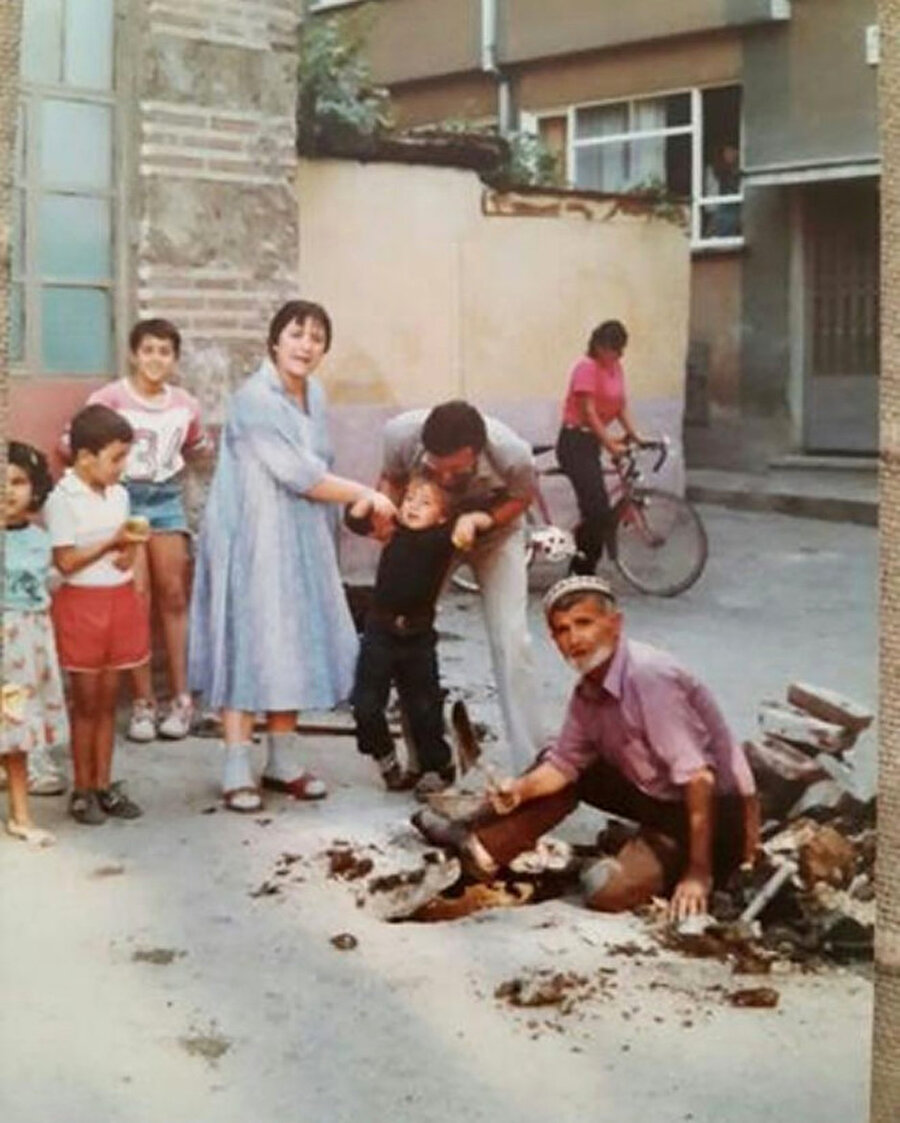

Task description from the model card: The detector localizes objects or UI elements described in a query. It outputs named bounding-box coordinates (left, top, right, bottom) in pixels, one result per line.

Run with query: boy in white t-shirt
left=45, top=404, right=151, bottom=825
left=65, top=318, right=211, bottom=743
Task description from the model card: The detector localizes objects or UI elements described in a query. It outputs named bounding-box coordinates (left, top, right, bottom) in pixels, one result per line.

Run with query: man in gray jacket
left=376, top=400, right=544, bottom=771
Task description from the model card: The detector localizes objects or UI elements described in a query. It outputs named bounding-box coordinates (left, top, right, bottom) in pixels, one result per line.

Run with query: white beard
left=566, top=643, right=615, bottom=677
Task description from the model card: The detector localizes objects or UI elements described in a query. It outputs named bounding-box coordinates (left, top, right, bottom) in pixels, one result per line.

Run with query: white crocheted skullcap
left=542, top=575, right=617, bottom=618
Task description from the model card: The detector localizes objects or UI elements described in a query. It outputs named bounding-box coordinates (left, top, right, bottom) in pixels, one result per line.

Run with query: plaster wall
left=297, top=158, right=690, bottom=569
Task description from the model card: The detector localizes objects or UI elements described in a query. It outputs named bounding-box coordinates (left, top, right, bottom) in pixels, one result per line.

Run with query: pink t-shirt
left=545, top=639, right=756, bottom=801
left=561, top=355, right=626, bottom=428
left=76, top=378, right=210, bottom=485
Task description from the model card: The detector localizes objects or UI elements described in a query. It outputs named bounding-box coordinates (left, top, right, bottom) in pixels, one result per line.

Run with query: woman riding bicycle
left=556, top=320, right=647, bottom=577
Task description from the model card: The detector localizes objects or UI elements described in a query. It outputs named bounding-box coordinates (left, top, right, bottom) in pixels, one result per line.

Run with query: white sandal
left=6, top=820, right=56, bottom=847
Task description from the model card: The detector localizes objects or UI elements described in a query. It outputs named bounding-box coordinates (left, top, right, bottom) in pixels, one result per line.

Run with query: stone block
left=757, top=701, right=856, bottom=755
left=786, top=682, right=874, bottom=734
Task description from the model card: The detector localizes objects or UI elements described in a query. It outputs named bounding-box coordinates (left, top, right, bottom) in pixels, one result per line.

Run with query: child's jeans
left=351, top=624, right=452, bottom=775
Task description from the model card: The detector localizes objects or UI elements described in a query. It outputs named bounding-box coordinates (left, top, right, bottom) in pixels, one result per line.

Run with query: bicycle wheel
left=612, top=488, right=708, bottom=597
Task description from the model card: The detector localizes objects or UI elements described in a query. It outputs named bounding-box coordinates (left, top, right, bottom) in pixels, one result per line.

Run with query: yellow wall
left=297, top=158, right=690, bottom=414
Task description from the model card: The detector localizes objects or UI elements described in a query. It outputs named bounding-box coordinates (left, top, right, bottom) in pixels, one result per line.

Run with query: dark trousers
left=351, top=625, right=452, bottom=775
left=556, top=427, right=612, bottom=574
left=473, top=757, right=748, bottom=892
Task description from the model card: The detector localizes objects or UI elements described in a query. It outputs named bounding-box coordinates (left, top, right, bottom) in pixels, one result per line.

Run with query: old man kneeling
left=414, top=576, right=760, bottom=920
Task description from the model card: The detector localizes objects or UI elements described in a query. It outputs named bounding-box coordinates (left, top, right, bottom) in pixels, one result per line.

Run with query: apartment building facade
left=327, top=0, right=879, bottom=461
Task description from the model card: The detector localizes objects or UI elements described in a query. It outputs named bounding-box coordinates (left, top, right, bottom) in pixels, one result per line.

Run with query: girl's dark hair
left=70, top=404, right=134, bottom=456
left=587, top=320, right=628, bottom=357
left=421, top=401, right=487, bottom=457
left=267, top=300, right=332, bottom=358
left=8, top=441, right=53, bottom=511
left=129, top=317, right=181, bottom=357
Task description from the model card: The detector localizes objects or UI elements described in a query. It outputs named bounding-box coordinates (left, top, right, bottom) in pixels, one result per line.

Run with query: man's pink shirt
left=546, top=638, right=757, bottom=801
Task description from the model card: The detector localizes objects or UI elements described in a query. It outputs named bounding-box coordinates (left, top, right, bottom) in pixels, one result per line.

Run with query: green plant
left=503, top=131, right=563, bottom=189
left=296, top=8, right=393, bottom=156
left=427, top=118, right=563, bottom=190
left=605, top=175, right=687, bottom=227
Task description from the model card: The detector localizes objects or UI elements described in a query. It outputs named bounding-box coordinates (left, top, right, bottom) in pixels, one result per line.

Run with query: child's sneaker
left=158, top=694, right=193, bottom=740
left=97, top=781, right=143, bottom=819
left=127, top=700, right=157, bottom=743
left=376, top=752, right=416, bottom=792
left=69, top=789, right=106, bottom=826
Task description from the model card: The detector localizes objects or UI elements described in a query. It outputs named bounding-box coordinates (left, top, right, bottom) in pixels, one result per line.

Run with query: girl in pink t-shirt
left=556, top=320, right=645, bottom=576
left=66, top=319, right=211, bottom=742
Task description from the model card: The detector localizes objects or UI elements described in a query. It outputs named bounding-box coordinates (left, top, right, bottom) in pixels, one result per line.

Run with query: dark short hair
left=8, top=440, right=53, bottom=511
left=267, top=300, right=332, bottom=357
left=129, top=317, right=181, bottom=357
left=421, top=401, right=487, bottom=457
left=70, top=404, right=134, bottom=456
left=587, top=320, right=628, bottom=357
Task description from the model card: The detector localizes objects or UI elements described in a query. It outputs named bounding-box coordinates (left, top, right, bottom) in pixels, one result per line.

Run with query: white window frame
left=527, top=84, right=744, bottom=253
left=12, top=1, right=124, bottom=378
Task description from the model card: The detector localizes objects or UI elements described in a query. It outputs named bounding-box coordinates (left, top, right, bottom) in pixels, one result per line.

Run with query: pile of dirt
left=494, top=968, right=616, bottom=1015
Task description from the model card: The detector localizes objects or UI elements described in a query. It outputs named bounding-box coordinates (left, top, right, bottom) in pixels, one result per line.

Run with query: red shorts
left=52, top=582, right=150, bottom=673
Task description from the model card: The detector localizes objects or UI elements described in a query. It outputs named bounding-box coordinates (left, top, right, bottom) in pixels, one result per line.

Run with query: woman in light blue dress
left=189, top=301, right=396, bottom=811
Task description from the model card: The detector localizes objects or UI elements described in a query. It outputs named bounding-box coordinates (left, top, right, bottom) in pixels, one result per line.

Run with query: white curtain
left=629, top=98, right=666, bottom=188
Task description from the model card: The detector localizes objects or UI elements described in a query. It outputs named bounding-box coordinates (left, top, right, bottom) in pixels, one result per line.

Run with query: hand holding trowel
left=451, top=699, right=517, bottom=813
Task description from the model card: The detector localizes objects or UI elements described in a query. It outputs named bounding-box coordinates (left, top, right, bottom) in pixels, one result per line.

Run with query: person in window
left=704, top=143, right=742, bottom=238
left=556, top=320, right=646, bottom=577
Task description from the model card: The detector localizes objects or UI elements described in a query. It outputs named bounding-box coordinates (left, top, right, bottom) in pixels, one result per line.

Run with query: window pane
left=632, top=97, right=667, bottom=133
left=42, top=287, right=111, bottom=373
left=702, top=85, right=742, bottom=193
left=39, top=195, right=111, bottom=281
left=575, top=141, right=628, bottom=193
left=9, top=285, right=25, bottom=364
left=575, top=102, right=627, bottom=141
left=12, top=191, right=26, bottom=279
left=22, top=0, right=64, bottom=83
left=41, top=100, right=112, bottom=189
left=700, top=200, right=743, bottom=239
left=576, top=134, right=691, bottom=195
left=64, top=0, right=114, bottom=89
left=14, top=104, right=26, bottom=183
left=665, top=93, right=691, bottom=127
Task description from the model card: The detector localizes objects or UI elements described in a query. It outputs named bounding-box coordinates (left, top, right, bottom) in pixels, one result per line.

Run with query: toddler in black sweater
left=346, top=475, right=490, bottom=798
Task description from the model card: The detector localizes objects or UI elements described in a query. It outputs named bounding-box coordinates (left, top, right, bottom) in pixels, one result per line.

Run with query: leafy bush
left=296, top=9, right=393, bottom=156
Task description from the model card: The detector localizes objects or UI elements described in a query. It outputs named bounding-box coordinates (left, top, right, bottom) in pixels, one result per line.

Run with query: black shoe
left=97, top=781, right=143, bottom=819
left=69, top=789, right=106, bottom=826
left=568, top=551, right=595, bottom=576
left=376, top=751, right=417, bottom=792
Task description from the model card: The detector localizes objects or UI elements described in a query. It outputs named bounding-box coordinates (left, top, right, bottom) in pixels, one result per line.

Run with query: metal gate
left=803, top=179, right=879, bottom=454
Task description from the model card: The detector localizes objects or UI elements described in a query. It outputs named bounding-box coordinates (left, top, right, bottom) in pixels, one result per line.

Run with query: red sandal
left=261, top=772, right=328, bottom=800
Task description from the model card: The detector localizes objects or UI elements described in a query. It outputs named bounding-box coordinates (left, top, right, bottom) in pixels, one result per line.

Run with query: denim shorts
left=125, top=479, right=188, bottom=533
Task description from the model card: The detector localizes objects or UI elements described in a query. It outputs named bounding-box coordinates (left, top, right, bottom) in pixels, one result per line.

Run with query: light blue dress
left=188, top=360, right=359, bottom=712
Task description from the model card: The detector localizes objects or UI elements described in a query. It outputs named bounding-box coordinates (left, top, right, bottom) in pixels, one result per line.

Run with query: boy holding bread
left=45, top=404, right=151, bottom=824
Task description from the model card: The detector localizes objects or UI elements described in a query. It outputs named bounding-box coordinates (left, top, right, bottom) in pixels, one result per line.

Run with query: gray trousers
left=462, top=523, right=546, bottom=773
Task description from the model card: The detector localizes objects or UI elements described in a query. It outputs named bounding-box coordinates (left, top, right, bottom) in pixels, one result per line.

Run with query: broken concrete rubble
left=786, top=683, right=874, bottom=735
left=757, top=701, right=856, bottom=754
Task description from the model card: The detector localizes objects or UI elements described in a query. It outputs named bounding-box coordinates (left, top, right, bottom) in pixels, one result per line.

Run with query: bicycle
left=452, top=437, right=708, bottom=598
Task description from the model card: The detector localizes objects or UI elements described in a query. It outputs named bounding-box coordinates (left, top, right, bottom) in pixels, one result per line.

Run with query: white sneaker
left=127, top=700, right=157, bottom=743
left=158, top=694, right=193, bottom=740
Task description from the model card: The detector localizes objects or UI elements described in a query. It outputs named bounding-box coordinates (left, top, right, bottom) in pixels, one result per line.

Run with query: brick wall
left=135, top=0, right=301, bottom=421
